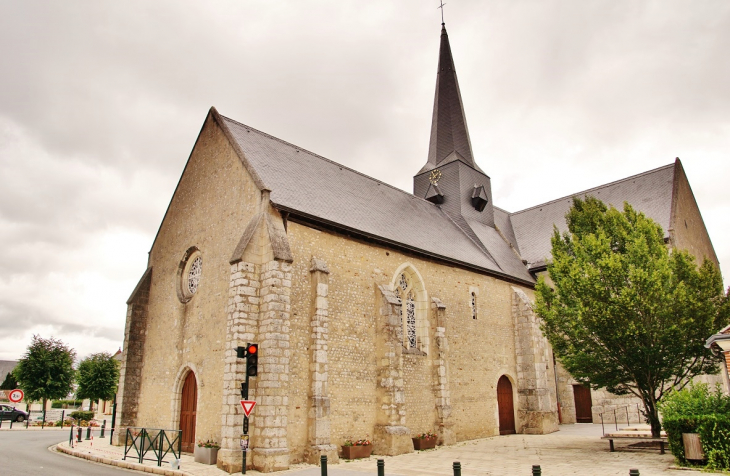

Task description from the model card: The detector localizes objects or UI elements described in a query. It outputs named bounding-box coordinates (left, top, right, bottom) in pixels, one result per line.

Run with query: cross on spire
left=438, top=0, right=447, bottom=24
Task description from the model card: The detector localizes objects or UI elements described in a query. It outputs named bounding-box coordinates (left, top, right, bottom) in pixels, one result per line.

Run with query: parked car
left=0, top=404, right=29, bottom=422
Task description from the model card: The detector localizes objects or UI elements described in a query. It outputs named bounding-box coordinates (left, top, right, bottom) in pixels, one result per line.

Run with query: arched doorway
left=497, top=375, right=516, bottom=435
left=180, top=371, right=197, bottom=452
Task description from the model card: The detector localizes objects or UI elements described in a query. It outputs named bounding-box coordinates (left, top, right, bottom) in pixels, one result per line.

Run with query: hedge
left=663, top=414, right=730, bottom=470
left=660, top=383, right=730, bottom=471
left=69, top=410, right=94, bottom=421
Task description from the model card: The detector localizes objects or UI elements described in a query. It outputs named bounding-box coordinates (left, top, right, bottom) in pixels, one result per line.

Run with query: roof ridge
left=509, top=162, right=675, bottom=216
left=440, top=209, right=501, bottom=270
left=219, top=114, right=439, bottom=205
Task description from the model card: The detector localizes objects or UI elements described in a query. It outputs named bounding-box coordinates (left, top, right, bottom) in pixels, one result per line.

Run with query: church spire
left=421, top=23, right=482, bottom=174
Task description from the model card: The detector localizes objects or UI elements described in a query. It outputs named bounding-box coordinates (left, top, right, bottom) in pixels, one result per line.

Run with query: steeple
left=414, top=23, right=494, bottom=227
left=420, top=23, right=483, bottom=174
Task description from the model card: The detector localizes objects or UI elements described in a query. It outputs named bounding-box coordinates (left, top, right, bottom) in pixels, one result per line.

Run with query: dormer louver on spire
left=414, top=23, right=494, bottom=227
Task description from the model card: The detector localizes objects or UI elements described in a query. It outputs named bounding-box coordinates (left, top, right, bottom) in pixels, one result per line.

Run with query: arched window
left=392, top=265, right=428, bottom=354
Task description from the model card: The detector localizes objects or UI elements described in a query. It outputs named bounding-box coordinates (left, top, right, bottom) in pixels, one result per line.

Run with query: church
left=113, top=23, right=719, bottom=473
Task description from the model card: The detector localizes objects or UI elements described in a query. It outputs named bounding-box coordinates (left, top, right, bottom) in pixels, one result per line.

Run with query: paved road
left=0, top=429, right=134, bottom=475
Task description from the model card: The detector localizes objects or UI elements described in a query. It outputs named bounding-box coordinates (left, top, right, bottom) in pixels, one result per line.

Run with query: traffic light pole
left=241, top=372, right=250, bottom=475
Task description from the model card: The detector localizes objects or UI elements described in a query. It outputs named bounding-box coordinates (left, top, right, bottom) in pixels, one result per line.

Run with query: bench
left=601, top=435, right=667, bottom=454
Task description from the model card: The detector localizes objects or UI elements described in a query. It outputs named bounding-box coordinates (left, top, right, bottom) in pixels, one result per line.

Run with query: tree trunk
left=643, top=399, right=662, bottom=438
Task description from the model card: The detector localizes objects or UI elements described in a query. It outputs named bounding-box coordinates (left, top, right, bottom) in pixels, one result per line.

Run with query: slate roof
left=218, top=113, right=534, bottom=285
left=421, top=24, right=482, bottom=175
left=509, top=163, right=676, bottom=269
left=0, top=360, right=17, bottom=382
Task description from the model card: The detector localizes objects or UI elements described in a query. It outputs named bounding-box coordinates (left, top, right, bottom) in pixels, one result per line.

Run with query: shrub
left=69, top=410, right=94, bottom=421
left=659, top=383, right=730, bottom=468
left=52, top=399, right=82, bottom=409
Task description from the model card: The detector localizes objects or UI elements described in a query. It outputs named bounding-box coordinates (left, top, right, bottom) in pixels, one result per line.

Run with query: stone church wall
left=132, top=115, right=260, bottom=443
left=284, top=220, right=547, bottom=462
left=669, top=162, right=719, bottom=267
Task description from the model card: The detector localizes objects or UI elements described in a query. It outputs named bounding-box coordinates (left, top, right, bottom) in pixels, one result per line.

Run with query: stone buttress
left=373, top=285, right=414, bottom=455
left=112, top=268, right=152, bottom=445
left=303, top=257, right=338, bottom=464
left=511, top=287, right=559, bottom=434
left=431, top=297, right=455, bottom=445
left=218, top=192, right=294, bottom=473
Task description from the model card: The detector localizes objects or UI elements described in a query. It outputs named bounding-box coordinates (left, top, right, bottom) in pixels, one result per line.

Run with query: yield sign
left=240, top=400, right=256, bottom=417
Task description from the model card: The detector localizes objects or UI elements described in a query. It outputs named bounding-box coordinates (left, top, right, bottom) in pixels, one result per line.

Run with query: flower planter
left=342, top=445, right=372, bottom=459
left=194, top=446, right=219, bottom=465
left=412, top=437, right=437, bottom=450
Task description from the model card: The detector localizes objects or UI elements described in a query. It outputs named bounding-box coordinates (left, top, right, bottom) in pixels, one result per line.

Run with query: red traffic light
left=247, top=344, right=258, bottom=355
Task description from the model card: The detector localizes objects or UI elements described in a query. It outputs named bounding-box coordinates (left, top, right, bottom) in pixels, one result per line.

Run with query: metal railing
left=123, top=427, right=182, bottom=468
left=316, top=456, right=643, bottom=475
left=599, top=404, right=643, bottom=435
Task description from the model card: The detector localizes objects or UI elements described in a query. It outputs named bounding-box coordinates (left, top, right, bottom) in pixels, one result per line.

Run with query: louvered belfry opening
left=180, top=371, right=198, bottom=452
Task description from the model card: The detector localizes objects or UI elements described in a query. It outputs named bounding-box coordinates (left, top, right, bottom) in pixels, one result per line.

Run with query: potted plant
left=342, top=438, right=373, bottom=459
left=412, top=431, right=437, bottom=450
left=194, top=439, right=220, bottom=465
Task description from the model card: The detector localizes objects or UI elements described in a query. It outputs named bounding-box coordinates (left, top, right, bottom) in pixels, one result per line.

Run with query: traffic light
left=246, top=343, right=258, bottom=377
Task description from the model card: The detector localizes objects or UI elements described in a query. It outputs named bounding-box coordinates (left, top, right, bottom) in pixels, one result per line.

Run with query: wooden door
left=180, top=372, right=197, bottom=452
left=573, top=384, right=593, bottom=423
left=497, top=375, right=516, bottom=435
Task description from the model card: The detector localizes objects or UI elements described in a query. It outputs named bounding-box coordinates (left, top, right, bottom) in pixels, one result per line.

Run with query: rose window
left=187, top=256, right=202, bottom=295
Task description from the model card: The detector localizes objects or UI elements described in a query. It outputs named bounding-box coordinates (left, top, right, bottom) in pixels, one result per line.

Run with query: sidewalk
left=52, top=424, right=713, bottom=476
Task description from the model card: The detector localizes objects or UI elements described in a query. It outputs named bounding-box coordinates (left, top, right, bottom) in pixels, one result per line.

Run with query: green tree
left=535, top=196, right=729, bottom=437
left=76, top=352, right=120, bottom=412
left=14, top=335, right=76, bottom=409
left=0, top=371, right=18, bottom=390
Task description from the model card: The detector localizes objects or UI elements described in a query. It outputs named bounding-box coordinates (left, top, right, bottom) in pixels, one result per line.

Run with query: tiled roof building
left=115, top=23, right=719, bottom=473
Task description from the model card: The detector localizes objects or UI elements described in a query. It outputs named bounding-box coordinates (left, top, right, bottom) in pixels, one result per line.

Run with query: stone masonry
left=251, top=259, right=292, bottom=473
left=373, top=284, right=413, bottom=456
left=218, top=260, right=259, bottom=473
left=112, top=268, right=152, bottom=445
left=431, top=297, right=455, bottom=446
left=303, top=257, right=338, bottom=464
left=512, top=287, right=559, bottom=435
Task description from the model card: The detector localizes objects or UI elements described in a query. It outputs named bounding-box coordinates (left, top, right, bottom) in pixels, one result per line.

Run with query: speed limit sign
left=8, top=389, right=24, bottom=403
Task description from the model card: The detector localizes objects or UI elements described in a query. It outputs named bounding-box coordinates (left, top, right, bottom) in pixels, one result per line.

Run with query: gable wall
left=670, top=163, right=719, bottom=267
left=284, top=221, right=531, bottom=461
left=136, top=115, right=260, bottom=441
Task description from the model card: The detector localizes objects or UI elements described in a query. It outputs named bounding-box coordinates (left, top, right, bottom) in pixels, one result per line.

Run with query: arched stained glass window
left=406, top=292, right=416, bottom=348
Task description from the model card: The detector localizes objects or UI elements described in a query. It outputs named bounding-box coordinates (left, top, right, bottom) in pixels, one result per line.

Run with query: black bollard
left=320, top=455, right=328, bottom=476
left=77, top=426, right=83, bottom=443
left=629, top=470, right=640, bottom=476
left=69, top=425, right=74, bottom=447
left=533, top=465, right=542, bottom=476
left=61, top=410, right=65, bottom=429
left=86, top=425, right=92, bottom=440
left=100, top=420, right=106, bottom=438
left=377, top=459, right=385, bottom=476
left=453, top=461, right=461, bottom=476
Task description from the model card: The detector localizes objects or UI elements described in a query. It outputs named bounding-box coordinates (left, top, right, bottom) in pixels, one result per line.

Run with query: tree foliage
left=535, top=197, right=730, bottom=437
left=14, top=335, right=76, bottom=406
left=0, top=371, right=18, bottom=390
left=76, top=352, right=120, bottom=411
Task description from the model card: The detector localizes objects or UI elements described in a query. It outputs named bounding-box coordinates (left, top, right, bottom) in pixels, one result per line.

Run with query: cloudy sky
left=1, top=0, right=729, bottom=361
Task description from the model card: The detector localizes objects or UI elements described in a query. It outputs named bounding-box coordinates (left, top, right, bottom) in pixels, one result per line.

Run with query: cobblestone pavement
left=45, top=424, right=715, bottom=476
